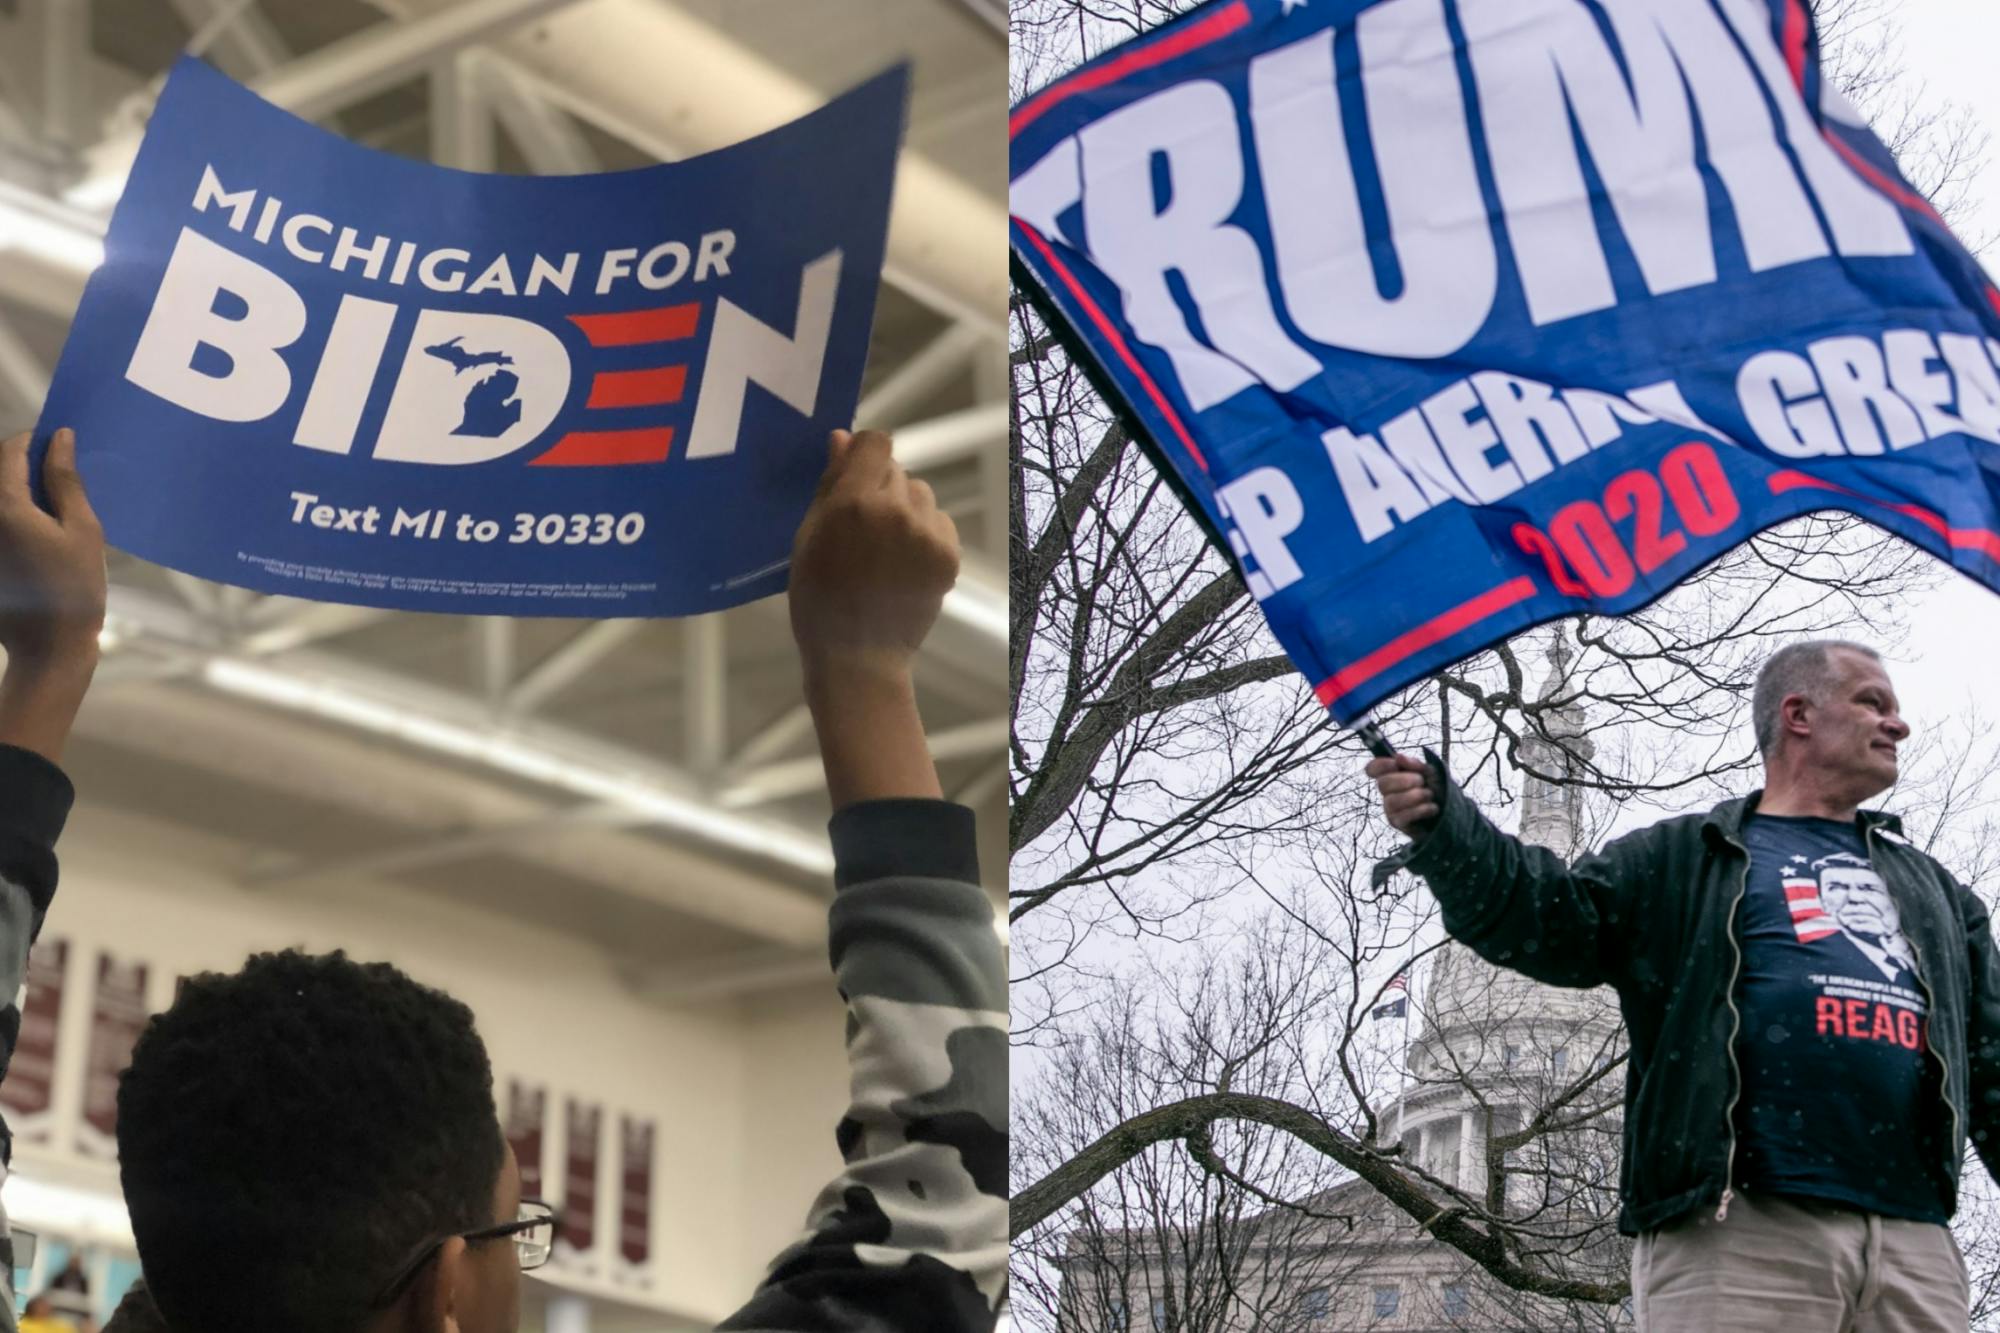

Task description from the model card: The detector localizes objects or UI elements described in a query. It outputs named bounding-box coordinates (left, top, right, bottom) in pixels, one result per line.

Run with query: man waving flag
left=1010, top=0, right=2000, bottom=726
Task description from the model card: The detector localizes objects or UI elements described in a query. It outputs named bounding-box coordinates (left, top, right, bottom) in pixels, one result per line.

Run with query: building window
left=1442, top=1283, right=1468, bottom=1318
left=1621, top=1296, right=1636, bottom=1323
left=1151, top=1295, right=1167, bottom=1330
left=1502, top=1044, right=1520, bottom=1069
left=1105, top=1298, right=1127, bottom=1330
left=1551, top=1046, right=1568, bottom=1077
left=1299, top=1287, right=1331, bottom=1322
left=1374, top=1286, right=1400, bottom=1321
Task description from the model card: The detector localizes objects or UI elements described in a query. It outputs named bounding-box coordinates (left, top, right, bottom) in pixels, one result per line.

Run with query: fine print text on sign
left=1010, top=0, right=2000, bottom=723
left=40, top=56, right=904, bottom=616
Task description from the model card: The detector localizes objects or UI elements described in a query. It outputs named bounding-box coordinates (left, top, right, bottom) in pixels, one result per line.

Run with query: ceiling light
left=0, top=179, right=105, bottom=277
left=5, top=1168, right=134, bottom=1245
left=201, top=656, right=836, bottom=877
left=944, top=577, right=1008, bottom=644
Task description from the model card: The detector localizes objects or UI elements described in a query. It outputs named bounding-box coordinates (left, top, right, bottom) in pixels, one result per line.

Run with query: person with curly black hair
left=15, top=427, right=1000, bottom=1333
left=110, top=950, right=522, bottom=1332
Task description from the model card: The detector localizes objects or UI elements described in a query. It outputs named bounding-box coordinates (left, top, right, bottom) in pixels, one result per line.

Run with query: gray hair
left=1751, top=640, right=1880, bottom=755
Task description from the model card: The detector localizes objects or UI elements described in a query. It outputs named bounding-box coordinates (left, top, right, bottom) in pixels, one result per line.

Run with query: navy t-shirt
left=1731, top=814, right=1950, bottom=1221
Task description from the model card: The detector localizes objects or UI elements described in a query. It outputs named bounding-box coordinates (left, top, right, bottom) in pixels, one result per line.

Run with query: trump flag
left=39, top=56, right=903, bottom=617
left=1010, top=0, right=2000, bottom=724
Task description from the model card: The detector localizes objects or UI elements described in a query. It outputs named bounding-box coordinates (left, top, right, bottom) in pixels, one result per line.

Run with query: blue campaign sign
left=1010, top=0, right=2000, bottom=724
left=38, top=56, right=904, bottom=616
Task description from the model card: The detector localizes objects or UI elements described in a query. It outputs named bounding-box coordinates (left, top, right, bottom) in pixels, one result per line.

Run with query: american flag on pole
left=1372, top=972, right=1409, bottom=1022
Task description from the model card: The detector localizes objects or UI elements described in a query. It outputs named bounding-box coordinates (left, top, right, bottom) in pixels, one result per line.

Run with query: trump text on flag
left=1010, top=0, right=2000, bottom=722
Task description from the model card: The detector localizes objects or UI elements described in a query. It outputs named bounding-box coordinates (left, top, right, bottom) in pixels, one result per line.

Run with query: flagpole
left=1391, top=964, right=1412, bottom=1155
left=1393, top=1008, right=1408, bottom=1153
left=1354, top=718, right=1396, bottom=759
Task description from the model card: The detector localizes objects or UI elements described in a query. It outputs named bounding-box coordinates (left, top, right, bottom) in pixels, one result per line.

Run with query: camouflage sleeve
left=719, top=799, right=1007, bottom=1333
left=0, top=745, right=75, bottom=1333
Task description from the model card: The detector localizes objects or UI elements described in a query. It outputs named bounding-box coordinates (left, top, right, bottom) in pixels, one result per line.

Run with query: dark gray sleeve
left=0, top=744, right=74, bottom=1333
left=720, top=799, right=1007, bottom=1333
left=1376, top=749, right=1646, bottom=991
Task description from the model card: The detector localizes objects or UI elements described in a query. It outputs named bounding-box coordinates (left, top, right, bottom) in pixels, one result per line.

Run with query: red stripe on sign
left=1822, top=130, right=1945, bottom=226
left=529, top=428, right=675, bottom=467
left=1783, top=884, right=1820, bottom=901
left=1988, top=286, right=2000, bottom=321
left=1014, top=219, right=1209, bottom=472
left=1769, top=470, right=2000, bottom=561
left=1797, top=926, right=1839, bottom=942
left=1009, top=1, right=1251, bottom=139
left=1782, top=0, right=1809, bottom=91
left=586, top=366, right=687, bottom=410
left=568, top=304, right=700, bottom=347
left=1314, top=577, right=1538, bottom=707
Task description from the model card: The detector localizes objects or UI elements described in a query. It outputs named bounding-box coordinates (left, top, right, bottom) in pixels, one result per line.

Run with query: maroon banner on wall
left=619, top=1114, right=655, bottom=1269
left=0, top=937, right=68, bottom=1140
left=505, top=1081, right=546, bottom=1201
left=559, top=1099, right=601, bottom=1259
left=79, top=952, right=149, bottom=1158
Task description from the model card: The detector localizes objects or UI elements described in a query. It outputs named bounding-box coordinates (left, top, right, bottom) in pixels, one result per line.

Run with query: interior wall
left=734, top=979, right=851, bottom=1278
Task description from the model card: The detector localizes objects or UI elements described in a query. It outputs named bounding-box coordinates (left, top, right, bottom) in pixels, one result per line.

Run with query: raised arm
left=0, top=424, right=101, bottom=999
left=0, top=427, right=103, bottom=1329
left=719, top=430, right=1007, bottom=1333
left=788, top=428, right=953, bottom=809
left=1367, top=749, right=1649, bottom=992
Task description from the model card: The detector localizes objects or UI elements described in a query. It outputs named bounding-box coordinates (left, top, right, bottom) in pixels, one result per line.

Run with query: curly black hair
left=116, top=950, right=507, bottom=1333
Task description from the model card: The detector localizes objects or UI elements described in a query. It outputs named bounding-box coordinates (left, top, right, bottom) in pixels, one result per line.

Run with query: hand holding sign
left=42, top=57, right=905, bottom=618
left=791, top=428, right=960, bottom=683
left=0, top=428, right=106, bottom=763
left=0, top=430, right=106, bottom=662
left=791, top=428, right=960, bottom=809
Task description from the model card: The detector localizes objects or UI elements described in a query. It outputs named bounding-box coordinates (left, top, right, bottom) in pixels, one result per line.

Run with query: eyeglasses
left=372, top=1199, right=560, bottom=1309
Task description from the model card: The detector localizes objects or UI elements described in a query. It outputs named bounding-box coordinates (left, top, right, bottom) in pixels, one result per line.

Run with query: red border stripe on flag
left=1014, top=220, right=1209, bottom=472
left=1779, top=0, right=1944, bottom=226
left=1009, top=1, right=1251, bottom=139
left=1315, top=578, right=1537, bottom=707
left=1822, top=132, right=1944, bottom=225
left=1769, top=471, right=2000, bottom=561
left=1781, top=0, right=1809, bottom=92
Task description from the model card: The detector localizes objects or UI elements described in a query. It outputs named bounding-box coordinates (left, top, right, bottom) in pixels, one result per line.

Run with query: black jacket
left=1379, top=755, right=2000, bottom=1236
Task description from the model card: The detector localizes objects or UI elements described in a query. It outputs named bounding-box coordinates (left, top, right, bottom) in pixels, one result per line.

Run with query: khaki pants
left=1632, top=1189, right=1968, bottom=1331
